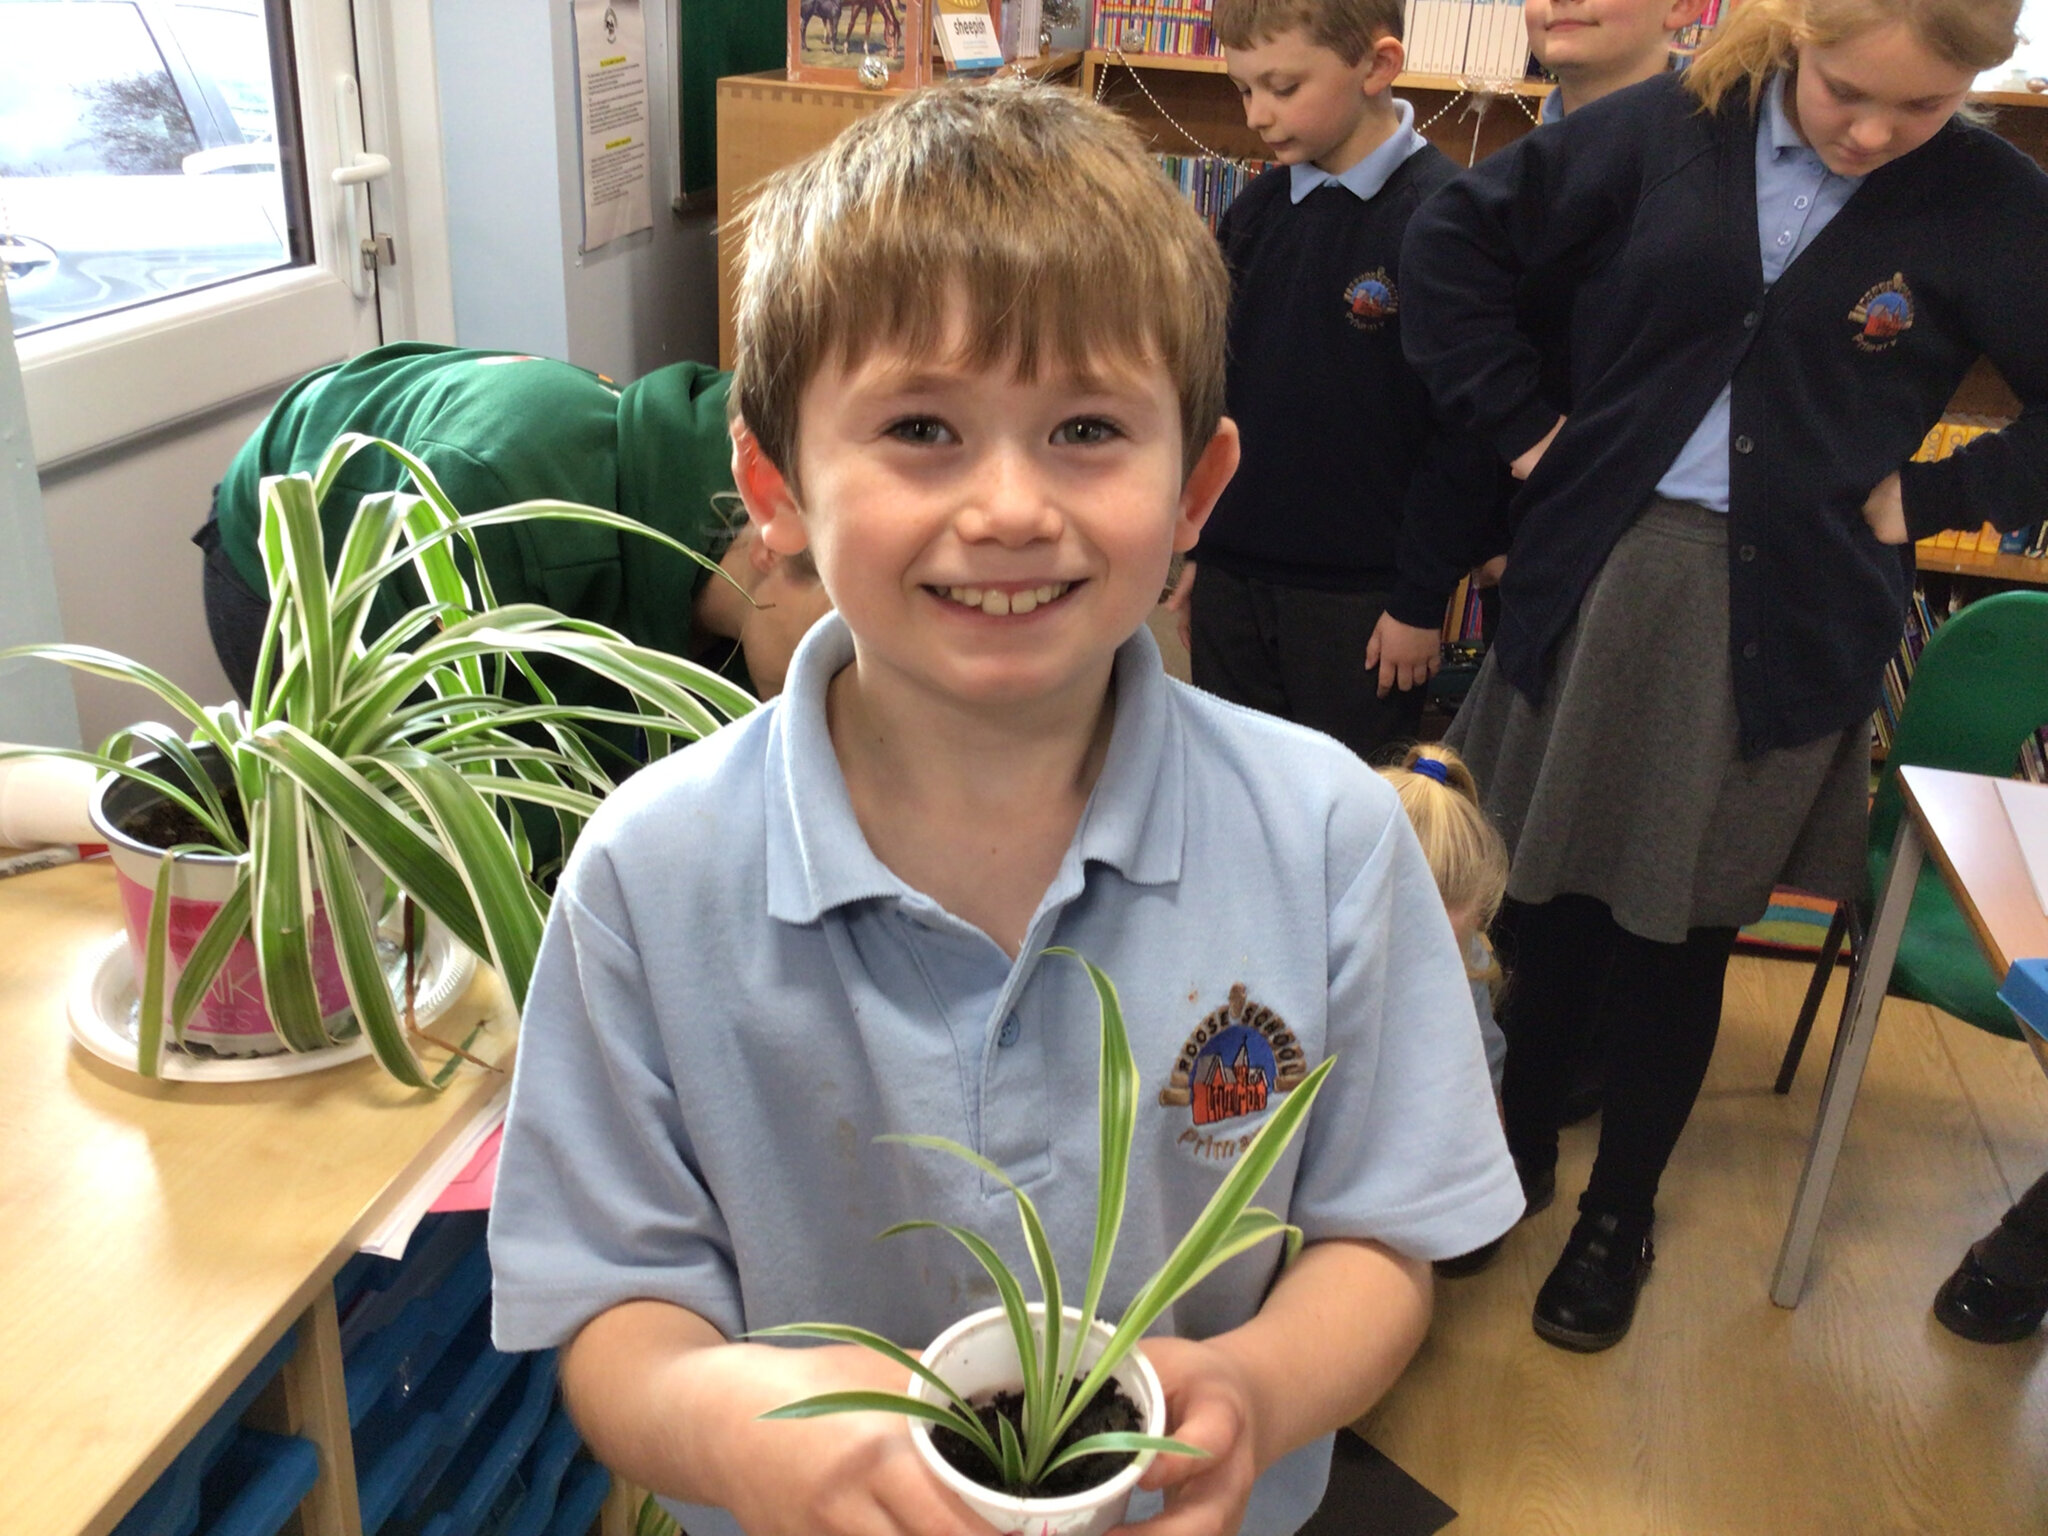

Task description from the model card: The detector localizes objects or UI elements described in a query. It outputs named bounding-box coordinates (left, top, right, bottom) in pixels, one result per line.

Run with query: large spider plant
left=755, top=949, right=1335, bottom=1497
left=0, top=433, right=754, bottom=1086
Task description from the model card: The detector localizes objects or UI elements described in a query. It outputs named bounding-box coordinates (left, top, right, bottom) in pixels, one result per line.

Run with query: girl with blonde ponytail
left=1381, top=741, right=1515, bottom=1278
left=1686, top=0, right=2021, bottom=114
left=1400, top=0, right=2042, bottom=1351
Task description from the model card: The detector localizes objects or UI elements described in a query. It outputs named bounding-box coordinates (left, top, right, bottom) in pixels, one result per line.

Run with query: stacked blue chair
left=111, top=1329, right=320, bottom=1536
left=119, top=1210, right=611, bottom=1536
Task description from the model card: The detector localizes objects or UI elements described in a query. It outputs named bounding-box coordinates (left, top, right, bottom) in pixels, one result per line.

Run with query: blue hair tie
left=1411, top=757, right=1451, bottom=786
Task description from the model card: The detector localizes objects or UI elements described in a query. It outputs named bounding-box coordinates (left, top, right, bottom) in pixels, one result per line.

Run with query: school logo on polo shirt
left=1848, top=273, right=1914, bottom=353
left=1343, top=269, right=1398, bottom=332
left=1158, top=982, right=1311, bottom=1163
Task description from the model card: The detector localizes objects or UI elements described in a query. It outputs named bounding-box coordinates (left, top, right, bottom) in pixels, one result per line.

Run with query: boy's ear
left=1662, top=0, right=1709, bottom=31
left=1363, top=32, right=1404, bottom=93
left=730, top=422, right=811, bottom=557
left=1173, top=418, right=1242, bottom=553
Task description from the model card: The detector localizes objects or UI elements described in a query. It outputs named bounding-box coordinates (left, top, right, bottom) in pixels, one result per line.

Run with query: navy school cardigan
left=1400, top=72, right=2048, bottom=755
left=1197, top=148, right=1508, bottom=627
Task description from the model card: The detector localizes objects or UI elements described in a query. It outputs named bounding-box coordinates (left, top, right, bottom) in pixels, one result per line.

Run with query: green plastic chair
left=1776, top=588, right=2048, bottom=1090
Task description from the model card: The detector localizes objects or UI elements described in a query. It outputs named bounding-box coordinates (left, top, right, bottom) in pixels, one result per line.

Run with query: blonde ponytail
left=1381, top=743, right=1510, bottom=944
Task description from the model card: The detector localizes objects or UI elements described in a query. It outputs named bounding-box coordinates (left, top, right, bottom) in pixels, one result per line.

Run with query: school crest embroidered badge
left=1848, top=273, right=1914, bottom=352
left=1344, top=269, right=1398, bottom=331
left=1160, top=983, right=1312, bottom=1162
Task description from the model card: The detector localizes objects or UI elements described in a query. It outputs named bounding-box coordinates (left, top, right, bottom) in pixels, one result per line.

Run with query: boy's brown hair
left=1213, top=0, right=1403, bottom=64
left=731, top=80, right=1229, bottom=485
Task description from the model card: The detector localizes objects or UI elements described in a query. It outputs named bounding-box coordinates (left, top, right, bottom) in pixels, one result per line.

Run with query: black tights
left=1495, top=894, right=1739, bottom=1230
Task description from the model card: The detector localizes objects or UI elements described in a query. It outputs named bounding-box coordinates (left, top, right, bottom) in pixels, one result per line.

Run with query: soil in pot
left=119, top=794, right=247, bottom=852
left=930, top=1381, right=1143, bottom=1499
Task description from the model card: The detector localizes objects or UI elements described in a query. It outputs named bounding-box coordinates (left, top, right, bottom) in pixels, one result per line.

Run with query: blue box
left=1999, top=957, right=2048, bottom=1042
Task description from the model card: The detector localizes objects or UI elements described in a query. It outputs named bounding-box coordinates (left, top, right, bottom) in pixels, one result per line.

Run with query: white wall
left=36, top=401, right=266, bottom=747
left=436, top=0, right=719, bottom=380
left=0, top=288, right=82, bottom=751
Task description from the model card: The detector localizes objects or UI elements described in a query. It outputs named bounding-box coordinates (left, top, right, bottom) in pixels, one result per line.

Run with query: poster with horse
left=787, top=0, right=938, bottom=86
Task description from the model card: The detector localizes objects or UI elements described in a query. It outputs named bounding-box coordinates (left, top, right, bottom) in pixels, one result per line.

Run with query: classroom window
left=0, top=0, right=308, bottom=336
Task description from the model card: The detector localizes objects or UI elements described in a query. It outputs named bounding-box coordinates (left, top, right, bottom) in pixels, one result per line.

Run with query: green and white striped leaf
left=249, top=780, right=329, bottom=1052
left=169, top=874, right=254, bottom=1043
left=309, top=813, right=428, bottom=1087
left=1040, top=1430, right=1208, bottom=1477
left=378, top=748, right=542, bottom=1004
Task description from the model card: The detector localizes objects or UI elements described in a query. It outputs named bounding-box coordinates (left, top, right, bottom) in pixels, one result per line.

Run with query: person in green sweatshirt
left=196, top=342, right=830, bottom=710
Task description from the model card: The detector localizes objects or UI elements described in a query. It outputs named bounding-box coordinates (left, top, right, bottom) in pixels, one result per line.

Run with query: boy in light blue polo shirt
left=488, top=80, right=1520, bottom=1536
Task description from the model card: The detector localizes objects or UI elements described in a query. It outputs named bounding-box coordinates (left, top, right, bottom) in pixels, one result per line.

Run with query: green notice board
left=679, top=0, right=785, bottom=195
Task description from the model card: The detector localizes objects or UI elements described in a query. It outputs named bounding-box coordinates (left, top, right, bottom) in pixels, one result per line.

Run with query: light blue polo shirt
left=1656, top=71, right=1865, bottom=510
left=1288, top=96, right=1428, bottom=203
left=490, top=613, right=1521, bottom=1536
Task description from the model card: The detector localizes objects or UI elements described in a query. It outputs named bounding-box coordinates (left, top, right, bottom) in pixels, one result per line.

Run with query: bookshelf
left=1078, top=46, right=1550, bottom=167
left=1916, top=547, right=2048, bottom=587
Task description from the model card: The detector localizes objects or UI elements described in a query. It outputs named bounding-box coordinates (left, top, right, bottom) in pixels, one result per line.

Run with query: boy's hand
left=1364, top=615, right=1442, bottom=698
left=1862, top=472, right=1909, bottom=544
left=1471, top=554, right=1507, bottom=589
left=1510, top=417, right=1564, bottom=480
left=1164, top=560, right=1198, bottom=652
left=705, top=1343, right=993, bottom=1536
left=1117, top=1337, right=1259, bottom=1536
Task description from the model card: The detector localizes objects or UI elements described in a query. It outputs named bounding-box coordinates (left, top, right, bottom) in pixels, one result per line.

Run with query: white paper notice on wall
left=573, top=0, right=653, bottom=253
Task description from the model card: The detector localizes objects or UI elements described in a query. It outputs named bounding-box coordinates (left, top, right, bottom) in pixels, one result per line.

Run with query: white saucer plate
left=67, top=919, right=478, bottom=1082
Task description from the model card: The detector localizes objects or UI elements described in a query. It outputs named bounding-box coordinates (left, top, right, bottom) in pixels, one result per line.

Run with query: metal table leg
left=1770, top=816, right=1924, bottom=1308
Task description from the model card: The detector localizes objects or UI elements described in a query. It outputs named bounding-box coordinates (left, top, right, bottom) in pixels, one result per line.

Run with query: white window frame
left=15, top=0, right=451, bottom=470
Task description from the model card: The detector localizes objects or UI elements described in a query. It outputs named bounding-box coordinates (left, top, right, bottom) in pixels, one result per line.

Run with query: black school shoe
left=1933, top=1249, right=2048, bottom=1344
left=1531, top=1211, right=1653, bottom=1352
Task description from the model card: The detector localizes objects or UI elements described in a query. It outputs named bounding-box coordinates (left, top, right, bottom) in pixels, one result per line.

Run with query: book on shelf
left=1670, top=0, right=1726, bottom=65
left=1910, top=417, right=2046, bottom=562
left=934, top=0, right=1004, bottom=69
left=1158, top=152, right=1275, bottom=230
left=1403, top=0, right=1531, bottom=80
left=1440, top=572, right=1487, bottom=646
left=1092, top=0, right=1215, bottom=55
left=787, top=0, right=930, bottom=86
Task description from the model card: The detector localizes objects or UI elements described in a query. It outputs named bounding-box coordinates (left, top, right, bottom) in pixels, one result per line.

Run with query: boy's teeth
left=939, top=582, right=1069, bottom=615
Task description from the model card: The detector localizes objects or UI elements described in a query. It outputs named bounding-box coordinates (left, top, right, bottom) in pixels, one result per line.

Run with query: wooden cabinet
left=714, top=71, right=908, bottom=368
left=712, top=53, right=1551, bottom=367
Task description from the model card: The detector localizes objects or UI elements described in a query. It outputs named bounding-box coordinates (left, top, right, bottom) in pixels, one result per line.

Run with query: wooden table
left=0, top=860, right=518, bottom=1536
left=1771, top=765, right=2048, bottom=1307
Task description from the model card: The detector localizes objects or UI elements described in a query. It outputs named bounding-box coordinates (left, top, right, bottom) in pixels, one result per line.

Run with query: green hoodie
left=215, top=341, right=736, bottom=672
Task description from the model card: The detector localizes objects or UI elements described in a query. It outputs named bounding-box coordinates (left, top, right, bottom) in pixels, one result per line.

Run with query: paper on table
left=430, top=1124, right=501, bottom=1213
left=359, top=1079, right=510, bottom=1259
left=1994, top=777, right=2048, bottom=916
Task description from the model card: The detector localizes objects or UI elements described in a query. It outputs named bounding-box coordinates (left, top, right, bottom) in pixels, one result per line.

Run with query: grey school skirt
left=1445, top=497, right=1869, bottom=945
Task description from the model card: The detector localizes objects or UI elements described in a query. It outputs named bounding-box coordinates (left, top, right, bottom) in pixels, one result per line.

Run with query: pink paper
left=429, top=1124, right=502, bottom=1212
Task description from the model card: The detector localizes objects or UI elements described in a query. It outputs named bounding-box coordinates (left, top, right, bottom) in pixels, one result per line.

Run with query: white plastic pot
left=92, top=749, right=381, bottom=1057
left=909, top=1305, right=1166, bottom=1536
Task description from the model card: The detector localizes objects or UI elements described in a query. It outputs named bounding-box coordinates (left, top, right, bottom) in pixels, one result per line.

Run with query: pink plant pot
left=908, top=1305, right=1166, bottom=1536
left=92, top=757, right=378, bottom=1058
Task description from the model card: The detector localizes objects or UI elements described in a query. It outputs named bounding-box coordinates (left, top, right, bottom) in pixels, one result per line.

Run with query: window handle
left=333, top=75, right=389, bottom=300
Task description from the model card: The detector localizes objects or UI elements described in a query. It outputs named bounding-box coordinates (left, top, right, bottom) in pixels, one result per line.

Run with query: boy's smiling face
left=737, top=326, right=1238, bottom=718
left=1524, top=0, right=1701, bottom=87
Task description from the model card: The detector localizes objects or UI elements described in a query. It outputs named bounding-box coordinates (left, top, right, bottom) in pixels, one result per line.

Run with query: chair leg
left=1772, top=823, right=1922, bottom=1308
left=1776, top=905, right=1851, bottom=1094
